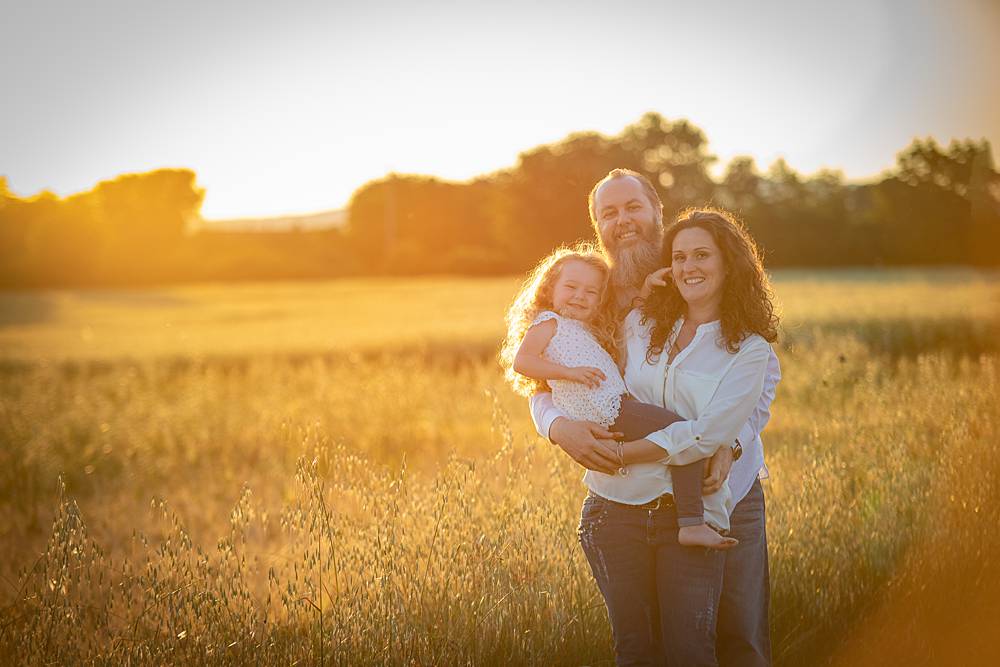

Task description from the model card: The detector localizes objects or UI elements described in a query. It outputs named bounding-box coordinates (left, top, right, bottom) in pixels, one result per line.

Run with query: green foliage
left=346, top=175, right=499, bottom=273
left=621, top=112, right=716, bottom=211
left=2, top=119, right=999, bottom=288
left=0, top=169, right=204, bottom=287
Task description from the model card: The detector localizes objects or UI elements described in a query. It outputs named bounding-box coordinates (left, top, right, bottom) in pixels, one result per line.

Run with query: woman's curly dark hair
left=640, top=207, right=779, bottom=363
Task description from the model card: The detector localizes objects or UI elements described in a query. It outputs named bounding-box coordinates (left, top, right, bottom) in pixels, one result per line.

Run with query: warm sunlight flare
left=2, top=2, right=1000, bottom=665
left=3, top=0, right=1000, bottom=219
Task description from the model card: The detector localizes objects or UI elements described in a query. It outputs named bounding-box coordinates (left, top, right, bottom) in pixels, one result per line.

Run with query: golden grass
left=0, top=277, right=520, bottom=362
left=0, top=268, right=998, bottom=665
left=1, top=267, right=996, bottom=362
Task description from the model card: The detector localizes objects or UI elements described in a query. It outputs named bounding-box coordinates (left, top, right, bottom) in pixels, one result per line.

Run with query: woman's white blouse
left=607, top=309, right=771, bottom=503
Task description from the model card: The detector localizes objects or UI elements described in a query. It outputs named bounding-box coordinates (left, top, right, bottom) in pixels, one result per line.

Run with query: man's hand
left=702, top=446, right=734, bottom=494
left=549, top=417, right=621, bottom=475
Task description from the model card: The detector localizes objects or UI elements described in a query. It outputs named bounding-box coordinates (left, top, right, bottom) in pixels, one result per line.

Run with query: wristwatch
left=732, top=439, right=743, bottom=461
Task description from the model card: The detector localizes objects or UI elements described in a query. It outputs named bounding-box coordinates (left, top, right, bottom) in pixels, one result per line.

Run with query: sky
left=3, top=0, right=999, bottom=219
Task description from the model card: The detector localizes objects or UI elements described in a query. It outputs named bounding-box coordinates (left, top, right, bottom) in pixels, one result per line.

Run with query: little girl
left=499, top=244, right=737, bottom=550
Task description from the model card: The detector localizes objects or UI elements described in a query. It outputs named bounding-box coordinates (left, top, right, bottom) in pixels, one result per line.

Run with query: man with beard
left=529, top=168, right=780, bottom=666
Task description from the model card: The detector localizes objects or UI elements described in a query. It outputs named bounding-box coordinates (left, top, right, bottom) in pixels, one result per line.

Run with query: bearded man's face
left=593, top=176, right=663, bottom=289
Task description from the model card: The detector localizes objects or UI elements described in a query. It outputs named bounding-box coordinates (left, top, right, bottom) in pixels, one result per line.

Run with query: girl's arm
left=514, top=320, right=606, bottom=388
left=640, top=267, right=671, bottom=299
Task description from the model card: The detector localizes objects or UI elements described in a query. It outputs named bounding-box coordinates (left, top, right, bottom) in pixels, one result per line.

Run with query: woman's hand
left=563, top=366, right=606, bottom=388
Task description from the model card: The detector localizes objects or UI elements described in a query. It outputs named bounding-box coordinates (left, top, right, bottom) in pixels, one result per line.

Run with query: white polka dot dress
left=531, top=310, right=627, bottom=427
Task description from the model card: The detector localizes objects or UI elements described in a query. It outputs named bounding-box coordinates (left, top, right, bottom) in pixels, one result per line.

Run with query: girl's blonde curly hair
left=499, top=243, right=621, bottom=397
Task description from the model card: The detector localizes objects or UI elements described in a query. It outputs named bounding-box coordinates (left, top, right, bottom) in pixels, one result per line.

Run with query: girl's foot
left=678, top=524, right=738, bottom=550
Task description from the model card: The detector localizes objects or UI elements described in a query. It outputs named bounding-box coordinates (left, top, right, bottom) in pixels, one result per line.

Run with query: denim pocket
left=577, top=494, right=609, bottom=541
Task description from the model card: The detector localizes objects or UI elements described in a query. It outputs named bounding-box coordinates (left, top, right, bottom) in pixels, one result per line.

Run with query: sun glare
left=2, top=0, right=998, bottom=220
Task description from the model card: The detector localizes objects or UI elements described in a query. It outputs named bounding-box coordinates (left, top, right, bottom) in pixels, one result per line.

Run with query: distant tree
left=490, top=131, right=641, bottom=269
left=619, top=112, right=716, bottom=215
left=737, top=161, right=852, bottom=265
left=865, top=138, right=1000, bottom=265
left=5, top=114, right=998, bottom=288
left=802, top=169, right=855, bottom=264
left=0, top=189, right=104, bottom=286
left=346, top=174, right=498, bottom=273
left=717, top=156, right=763, bottom=214
left=0, top=169, right=205, bottom=287
left=895, top=138, right=1000, bottom=265
left=93, top=169, right=204, bottom=277
left=0, top=180, right=28, bottom=284
left=752, top=159, right=809, bottom=264
left=967, top=142, right=1000, bottom=266
left=895, top=138, right=991, bottom=197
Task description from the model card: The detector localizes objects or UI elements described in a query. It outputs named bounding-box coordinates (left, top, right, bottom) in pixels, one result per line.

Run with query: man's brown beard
left=609, top=237, right=662, bottom=292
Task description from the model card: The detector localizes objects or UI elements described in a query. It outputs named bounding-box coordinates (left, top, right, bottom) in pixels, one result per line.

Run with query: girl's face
left=671, top=226, right=727, bottom=311
left=551, top=259, right=605, bottom=321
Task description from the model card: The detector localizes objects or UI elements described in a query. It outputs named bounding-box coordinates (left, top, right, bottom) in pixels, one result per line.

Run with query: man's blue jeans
left=716, top=480, right=770, bottom=667
left=578, top=480, right=770, bottom=666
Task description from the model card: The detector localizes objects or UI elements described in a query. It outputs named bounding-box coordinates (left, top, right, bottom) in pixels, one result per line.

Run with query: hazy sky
left=3, top=0, right=999, bottom=219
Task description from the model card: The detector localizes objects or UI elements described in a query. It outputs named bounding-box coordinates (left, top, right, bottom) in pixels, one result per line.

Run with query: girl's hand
left=564, top=366, right=607, bottom=389
left=641, top=268, right=671, bottom=298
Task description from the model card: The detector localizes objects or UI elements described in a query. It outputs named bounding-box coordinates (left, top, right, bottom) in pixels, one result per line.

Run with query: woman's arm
left=747, top=345, right=781, bottom=436
left=514, top=319, right=606, bottom=388
left=625, top=339, right=772, bottom=466
left=733, top=344, right=781, bottom=459
left=621, top=438, right=673, bottom=465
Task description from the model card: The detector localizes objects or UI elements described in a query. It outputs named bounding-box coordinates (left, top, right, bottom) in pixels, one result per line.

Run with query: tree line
left=2, top=112, right=998, bottom=288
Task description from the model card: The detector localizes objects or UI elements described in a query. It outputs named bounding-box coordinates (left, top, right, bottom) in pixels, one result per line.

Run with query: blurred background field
left=1, top=268, right=999, bottom=665
left=2, top=267, right=997, bottom=362
left=0, top=277, right=520, bottom=362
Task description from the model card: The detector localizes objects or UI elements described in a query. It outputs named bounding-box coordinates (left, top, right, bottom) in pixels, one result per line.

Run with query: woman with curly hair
left=570, top=206, right=779, bottom=666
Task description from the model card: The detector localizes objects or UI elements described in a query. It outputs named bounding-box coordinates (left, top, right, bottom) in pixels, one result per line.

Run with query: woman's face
left=670, top=226, right=726, bottom=311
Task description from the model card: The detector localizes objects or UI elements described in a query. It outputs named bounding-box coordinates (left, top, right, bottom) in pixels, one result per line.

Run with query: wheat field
left=1, top=269, right=999, bottom=665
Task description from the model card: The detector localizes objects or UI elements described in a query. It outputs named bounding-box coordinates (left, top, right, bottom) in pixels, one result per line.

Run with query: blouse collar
left=674, top=317, right=721, bottom=334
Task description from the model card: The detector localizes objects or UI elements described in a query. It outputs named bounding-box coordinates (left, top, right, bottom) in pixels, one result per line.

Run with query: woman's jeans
left=578, top=480, right=771, bottom=667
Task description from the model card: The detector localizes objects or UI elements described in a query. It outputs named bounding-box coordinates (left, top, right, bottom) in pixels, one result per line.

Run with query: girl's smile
left=551, top=259, right=605, bottom=321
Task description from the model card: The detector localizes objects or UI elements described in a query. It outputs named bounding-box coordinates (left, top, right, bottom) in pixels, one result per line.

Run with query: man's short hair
left=588, top=168, right=664, bottom=228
